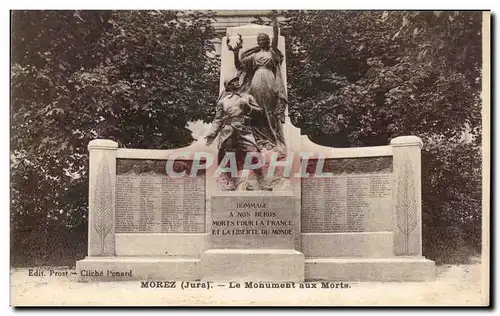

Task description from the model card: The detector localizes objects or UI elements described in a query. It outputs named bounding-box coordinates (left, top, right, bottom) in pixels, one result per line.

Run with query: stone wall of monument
left=77, top=17, right=433, bottom=281
left=115, top=159, right=206, bottom=234
left=301, top=157, right=393, bottom=233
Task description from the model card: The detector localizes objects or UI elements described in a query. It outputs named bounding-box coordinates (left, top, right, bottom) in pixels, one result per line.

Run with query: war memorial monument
left=76, top=18, right=436, bottom=282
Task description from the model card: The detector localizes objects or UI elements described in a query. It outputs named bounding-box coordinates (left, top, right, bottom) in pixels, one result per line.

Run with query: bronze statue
left=227, top=15, right=287, bottom=156
left=207, top=15, right=289, bottom=191
left=206, top=76, right=271, bottom=191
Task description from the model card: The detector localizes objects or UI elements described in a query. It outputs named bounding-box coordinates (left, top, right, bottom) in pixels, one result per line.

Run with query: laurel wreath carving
left=93, top=156, right=114, bottom=255
left=396, top=154, right=417, bottom=254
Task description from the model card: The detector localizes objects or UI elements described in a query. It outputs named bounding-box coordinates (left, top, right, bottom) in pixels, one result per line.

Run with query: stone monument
left=76, top=21, right=435, bottom=282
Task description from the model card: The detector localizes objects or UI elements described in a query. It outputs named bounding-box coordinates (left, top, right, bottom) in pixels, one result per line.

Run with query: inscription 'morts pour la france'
left=115, top=159, right=205, bottom=233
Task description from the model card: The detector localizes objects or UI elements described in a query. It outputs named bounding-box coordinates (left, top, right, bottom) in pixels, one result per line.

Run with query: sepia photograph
left=9, top=8, right=490, bottom=306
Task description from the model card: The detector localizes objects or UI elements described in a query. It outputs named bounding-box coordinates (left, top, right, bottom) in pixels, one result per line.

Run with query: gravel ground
left=10, top=262, right=487, bottom=306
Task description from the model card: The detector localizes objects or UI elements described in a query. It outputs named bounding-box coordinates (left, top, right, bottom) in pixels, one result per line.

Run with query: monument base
left=76, top=256, right=201, bottom=282
left=201, top=249, right=305, bottom=282
left=305, top=257, right=435, bottom=281
left=75, top=254, right=434, bottom=282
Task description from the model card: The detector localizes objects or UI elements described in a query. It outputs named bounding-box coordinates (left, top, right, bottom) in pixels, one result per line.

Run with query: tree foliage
left=11, top=10, right=483, bottom=265
left=11, top=10, right=219, bottom=265
left=281, top=10, right=482, bottom=263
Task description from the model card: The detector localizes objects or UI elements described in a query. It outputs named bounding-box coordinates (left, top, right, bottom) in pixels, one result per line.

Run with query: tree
left=11, top=10, right=219, bottom=265
left=280, top=10, right=482, bottom=263
left=11, top=10, right=483, bottom=266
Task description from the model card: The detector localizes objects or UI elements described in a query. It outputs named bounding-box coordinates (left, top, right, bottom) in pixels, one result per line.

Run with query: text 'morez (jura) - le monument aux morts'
left=76, top=22, right=435, bottom=282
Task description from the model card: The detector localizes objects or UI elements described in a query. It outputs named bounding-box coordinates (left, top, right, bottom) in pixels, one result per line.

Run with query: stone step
left=77, top=254, right=435, bottom=282
left=305, top=257, right=435, bottom=282
left=201, top=249, right=305, bottom=282
left=76, top=256, right=201, bottom=282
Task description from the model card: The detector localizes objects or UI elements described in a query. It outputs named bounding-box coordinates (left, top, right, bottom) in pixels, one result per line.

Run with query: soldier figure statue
left=205, top=76, right=271, bottom=191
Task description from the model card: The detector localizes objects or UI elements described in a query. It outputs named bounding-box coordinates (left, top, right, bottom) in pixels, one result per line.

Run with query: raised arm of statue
left=227, top=34, right=243, bottom=70
left=232, top=50, right=242, bottom=70
left=272, top=14, right=279, bottom=51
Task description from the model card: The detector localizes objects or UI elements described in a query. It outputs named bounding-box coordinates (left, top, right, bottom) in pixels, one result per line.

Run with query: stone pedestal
left=202, top=249, right=304, bottom=282
left=202, top=191, right=304, bottom=281
left=199, top=23, right=305, bottom=282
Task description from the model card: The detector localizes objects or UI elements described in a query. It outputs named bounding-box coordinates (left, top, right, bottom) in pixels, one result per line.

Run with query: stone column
left=87, top=139, right=118, bottom=256
left=390, top=136, right=423, bottom=256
